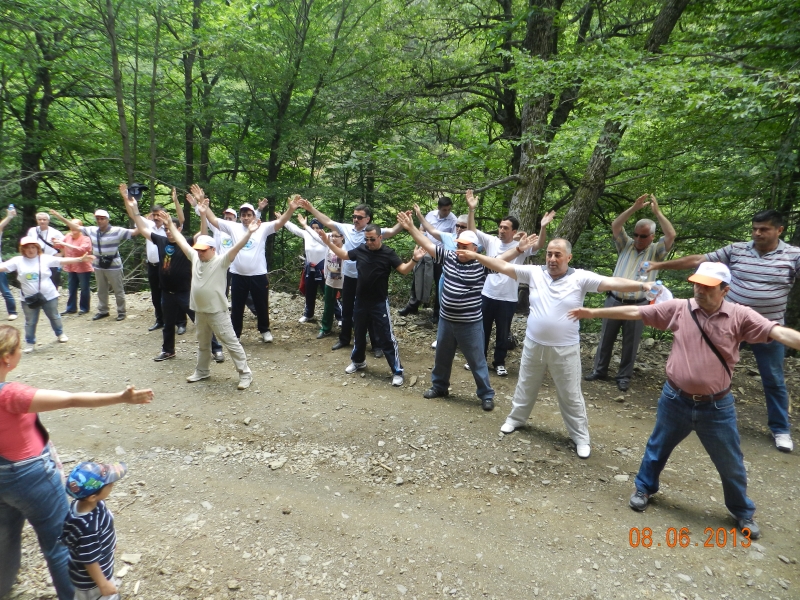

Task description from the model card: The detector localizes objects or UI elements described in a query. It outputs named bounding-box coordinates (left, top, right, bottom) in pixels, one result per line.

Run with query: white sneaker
left=431, top=340, right=437, bottom=349
left=262, top=331, right=273, bottom=343
left=337, top=320, right=342, bottom=327
left=576, top=444, right=591, bottom=459
left=187, top=372, right=210, bottom=383
left=774, top=433, right=794, bottom=452
left=237, top=373, right=253, bottom=390
left=500, top=419, right=520, bottom=434
left=496, top=365, right=508, bottom=376
left=345, top=361, right=367, bottom=374
left=464, top=363, right=471, bottom=371
left=298, top=316, right=309, bottom=323
left=57, top=334, right=69, bottom=343
left=8, top=314, right=18, bottom=321
left=23, top=343, right=34, bottom=354
left=392, top=374, right=404, bottom=387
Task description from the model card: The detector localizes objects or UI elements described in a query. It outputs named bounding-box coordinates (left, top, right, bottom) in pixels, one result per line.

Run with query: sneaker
left=337, top=320, right=342, bottom=327
left=430, top=340, right=437, bottom=349
left=617, top=379, right=630, bottom=392
left=464, top=363, right=471, bottom=371
left=23, top=343, right=34, bottom=353
left=373, top=348, right=384, bottom=359
left=262, top=331, right=273, bottom=343
left=186, top=372, right=210, bottom=383
left=422, top=387, right=448, bottom=399
left=153, top=351, right=176, bottom=362
left=736, top=517, right=761, bottom=540
left=576, top=444, right=591, bottom=459
left=345, top=361, right=367, bottom=374
left=629, top=490, right=650, bottom=512
left=237, top=373, right=253, bottom=390
left=213, top=350, right=225, bottom=363
left=57, top=334, right=69, bottom=343
left=392, top=374, right=404, bottom=387
left=500, top=419, right=520, bottom=434
left=481, top=398, right=495, bottom=411
left=298, top=316, right=309, bottom=323
left=8, top=314, right=18, bottom=321
left=774, top=433, right=794, bottom=452
left=496, top=365, right=508, bottom=376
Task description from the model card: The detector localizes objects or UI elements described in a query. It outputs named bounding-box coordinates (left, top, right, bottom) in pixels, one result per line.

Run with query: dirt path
left=7, top=292, right=799, bottom=600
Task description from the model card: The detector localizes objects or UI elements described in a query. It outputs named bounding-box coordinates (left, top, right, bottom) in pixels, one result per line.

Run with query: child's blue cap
left=66, top=461, right=127, bottom=499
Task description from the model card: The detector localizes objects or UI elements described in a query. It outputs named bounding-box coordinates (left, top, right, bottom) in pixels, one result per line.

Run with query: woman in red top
left=0, top=325, right=153, bottom=600
left=54, top=219, right=94, bottom=315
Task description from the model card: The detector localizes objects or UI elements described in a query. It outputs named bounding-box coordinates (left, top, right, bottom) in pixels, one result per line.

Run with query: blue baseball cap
left=66, top=461, right=127, bottom=499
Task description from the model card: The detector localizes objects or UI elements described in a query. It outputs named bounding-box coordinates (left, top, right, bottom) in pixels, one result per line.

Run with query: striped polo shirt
left=434, top=246, right=488, bottom=322
left=705, top=240, right=800, bottom=324
left=611, top=231, right=668, bottom=301
left=61, top=500, right=117, bottom=590
left=81, top=225, right=135, bottom=270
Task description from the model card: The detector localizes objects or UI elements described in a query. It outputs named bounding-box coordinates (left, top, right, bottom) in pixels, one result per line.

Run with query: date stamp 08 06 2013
left=629, top=527, right=753, bottom=549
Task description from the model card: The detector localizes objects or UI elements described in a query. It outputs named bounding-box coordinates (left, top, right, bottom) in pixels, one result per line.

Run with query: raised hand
left=465, top=189, right=478, bottom=211
left=289, top=195, right=302, bottom=210
left=258, top=198, right=269, bottom=211
left=7, top=207, right=16, bottom=219
left=298, top=198, right=312, bottom=211
left=517, top=233, right=539, bottom=252
left=120, top=385, right=154, bottom=405
left=396, top=211, right=413, bottom=230
left=540, top=210, right=556, bottom=228
left=297, top=213, right=307, bottom=227
left=156, top=210, right=173, bottom=229
left=118, top=182, right=130, bottom=200
left=412, top=245, right=425, bottom=261
left=317, top=229, right=330, bottom=245
left=632, top=193, right=650, bottom=211
left=513, top=231, right=526, bottom=242
left=247, top=220, right=260, bottom=234
left=567, top=307, right=591, bottom=321
left=649, top=194, right=661, bottom=214
left=413, top=203, right=424, bottom=219
left=185, top=193, right=197, bottom=207
left=172, top=187, right=178, bottom=204
left=190, top=184, right=206, bottom=204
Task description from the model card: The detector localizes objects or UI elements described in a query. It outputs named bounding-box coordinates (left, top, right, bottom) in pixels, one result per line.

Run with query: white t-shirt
left=215, top=220, right=276, bottom=276
left=514, top=265, right=604, bottom=346
left=332, top=223, right=390, bottom=279
left=284, top=222, right=328, bottom=265
left=2, top=255, right=62, bottom=301
left=142, top=220, right=164, bottom=264
left=27, top=226, right=65, bottom=257
left=476, top=231, right=537, bottom=302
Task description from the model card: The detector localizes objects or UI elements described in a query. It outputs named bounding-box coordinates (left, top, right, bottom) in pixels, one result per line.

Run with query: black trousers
left=303, top=263, right=324, bottom=318
left=162, top=290, right=221, bottom=354
left=351, top=297, right=402, bottom=375
left=149, top=263, right=187, bottom=327
left=481, top=296, right=516, bottom=367
left=230, top=273, right=269, bottom=337
left=339, top=275, right=376, bottom=346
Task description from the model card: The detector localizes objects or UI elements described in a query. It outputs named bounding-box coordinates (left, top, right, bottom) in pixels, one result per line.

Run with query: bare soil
left=6, top=291, right=799, bottom=600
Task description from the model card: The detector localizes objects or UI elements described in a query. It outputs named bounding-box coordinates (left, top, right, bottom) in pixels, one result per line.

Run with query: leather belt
left=608, top=292, right=647, bottom=305
left=668, top=379, right=730, bottom=402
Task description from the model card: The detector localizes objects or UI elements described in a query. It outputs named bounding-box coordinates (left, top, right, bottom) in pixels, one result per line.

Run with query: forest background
left=2, top=0, right=799, bottom=324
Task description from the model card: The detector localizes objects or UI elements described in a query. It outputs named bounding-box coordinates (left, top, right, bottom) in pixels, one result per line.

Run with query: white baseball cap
left=94, top=209, right=110, bottom=218
left=192, top=235, right=216, bottom=250
left=223, top=207, right=237, bottom=216
left=455, top=230, right=479, bottom=246
left=688, top=262, right=731, bottom=286
left=239, top=203, right=256, bottom=214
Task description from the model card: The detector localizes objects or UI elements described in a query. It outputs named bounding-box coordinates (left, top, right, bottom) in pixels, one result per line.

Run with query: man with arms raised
left=460, top=238, right=654, bottom=458
left=648, top=209, right=800, bottom=452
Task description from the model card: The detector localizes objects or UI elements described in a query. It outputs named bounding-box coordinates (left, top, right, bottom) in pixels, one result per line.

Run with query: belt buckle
left=691, top=393, right=705, bottom=401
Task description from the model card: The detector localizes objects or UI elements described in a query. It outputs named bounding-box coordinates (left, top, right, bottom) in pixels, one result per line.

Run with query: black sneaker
left=423, top=387, right=448, bottom=399
left=92, top=313, right=110, bottom=321
left=629, top=489, right=650, bottom=512
left=481, top=398, right=495, bottom=411
left=148, top=321, right=164, bottom=331
left=617, top=379, right=630, bottom=392
left=153, top=351, right=176, bottom=362
left=736, top=517, right=761, bottom=540
left=583, top=371, right=608, bottom=382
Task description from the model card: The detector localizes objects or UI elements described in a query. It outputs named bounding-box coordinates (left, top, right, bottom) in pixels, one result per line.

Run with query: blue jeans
left=748, top=340, right=790, bottom=435
left=0, top=446, right=73, bottom=600
left=66, top=271, right=92, bottom=313
left=0, top=272, right=17, bottom=316
left=22, top=297, right=63, bottom=344
left=431, top=318, right=494, bottom=402
left=634, top=381, right=755, bottom=520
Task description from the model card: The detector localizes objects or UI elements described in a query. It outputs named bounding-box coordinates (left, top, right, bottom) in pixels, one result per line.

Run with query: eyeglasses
left=364, top=237, right=379, bottom=242
left=632, top=233, right=652, bottom=239
left=330, top=234, right=343, bottom=239
left=352, top=215, right=366, bottom=221
left=455, top=224, right=467, bottom=229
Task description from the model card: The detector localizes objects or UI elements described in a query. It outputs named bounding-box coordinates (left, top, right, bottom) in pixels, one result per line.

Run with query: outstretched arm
left=414, top=204, right=444, bottom=242
left=226, top=220, right=259, bottom=263
left=28, top=385, right=153, bottom=413
left=49, top=209, right=81, bottom=233
left=298, top=198, right=337, bottom=230
left=121, top=192, right=154, bottom=242
left=533, top=210, right=556, bottom=251
left=457, top=250, right=518, bottom=279
left=567, top=305, right=643, bottom=322
left=317, top=229, right=349, bottom=260
left=648, top=254, right=706, bottom=272
left=191, top=185, right=220, bottom=229
left=272, top=195, right=300, bottom=231
left=497, top=233, right=539, bottom=262
left=466, top=189, right=478, bottom=232
left=56, top=254, right=95, bottom=266
left=597, top=277, right=656, bottom=294
left=397, top=211, right=436, bottom=257
left=0, top=207, right=16, bottom=232
left=768, top=325, right=800, bottom=351
left=172, top=187, right=185, bottom=227
left=381, top=220, right=404, bottom=240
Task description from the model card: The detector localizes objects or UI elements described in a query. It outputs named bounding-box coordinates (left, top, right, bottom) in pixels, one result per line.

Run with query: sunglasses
left=352, top=215, right=366, bottom=221
left=455, top=224, right=467, bottom=229
left=456, top=243, right=473, bottom=249
left=632, top=233, right=652, bottom=239
left=364, top=237, right=380, bottom=242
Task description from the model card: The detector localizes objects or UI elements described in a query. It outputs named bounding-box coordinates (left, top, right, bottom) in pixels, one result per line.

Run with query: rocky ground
left=5, top=291, right=799, bottom=600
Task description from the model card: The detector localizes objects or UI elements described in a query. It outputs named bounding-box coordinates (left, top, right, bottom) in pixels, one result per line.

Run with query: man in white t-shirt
left=195, top=186, right=299, bottom=342
left=28, top=212, right=65, bottom=289
left=466, top=189, right=554, bottom=376
left=461, top=238, right=655, bottom=459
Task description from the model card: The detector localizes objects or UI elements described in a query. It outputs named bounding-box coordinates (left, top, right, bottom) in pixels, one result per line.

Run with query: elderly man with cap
left=50, top=187, right=141, bottom=321
left=460, top=238, right=656, bottom=457
left=569, top=263, right=800, bottom=540
left=193, top=185, right=299, bottom=342
left=397, top=210, right=534, bottom=409
left=27, top=211, right=65, bottom=290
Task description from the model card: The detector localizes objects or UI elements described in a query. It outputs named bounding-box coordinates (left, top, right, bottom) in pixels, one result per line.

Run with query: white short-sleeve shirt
left=214, top=220, right=277, bottom=276
left=476, top=231, right=537, bottom=302
left=2, top=255, right=62, bottom=301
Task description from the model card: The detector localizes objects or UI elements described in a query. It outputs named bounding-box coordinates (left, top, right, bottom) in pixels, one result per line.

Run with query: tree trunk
left=554, top=0, right=690, bottom=244
left=103, top=0, right=134, bottom=183
left=148, top=7, right=162, bottom=198
left=182, top=0, right=201, bottom=196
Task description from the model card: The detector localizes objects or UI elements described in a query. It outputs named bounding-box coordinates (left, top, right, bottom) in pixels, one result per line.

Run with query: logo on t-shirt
left=25, top=273, right=39, bottom=282
left=243, top=239, right=255, bottom=251
left=165, top=244, right=175, bottom=256
left=221, top=238, right=233, bottom=249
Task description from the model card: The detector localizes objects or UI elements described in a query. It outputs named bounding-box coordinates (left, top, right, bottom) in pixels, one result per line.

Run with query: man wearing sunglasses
left=585, top=193, right=675, bottom=392
left=298, top=199, right=402, bottom=354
